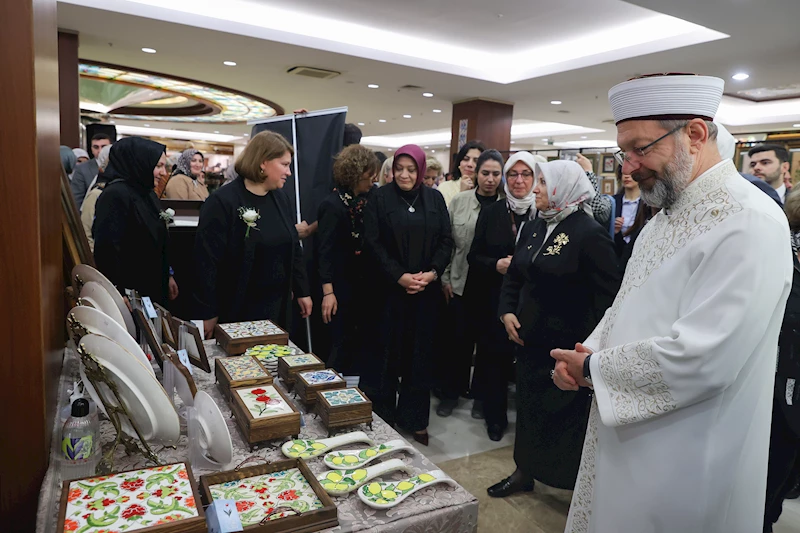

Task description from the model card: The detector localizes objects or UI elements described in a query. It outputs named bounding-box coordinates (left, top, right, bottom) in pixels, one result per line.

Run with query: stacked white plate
left=72, top=264, right=136, bottom=336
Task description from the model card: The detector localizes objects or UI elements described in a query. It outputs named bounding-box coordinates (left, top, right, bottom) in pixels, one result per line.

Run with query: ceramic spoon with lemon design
left=316, top=459, right=412, bottom=496
left=322, top=439, right=415, bottom=470
left=281, top=431, right=374, bottom=459
left=357, top=470, right=456, bottom=509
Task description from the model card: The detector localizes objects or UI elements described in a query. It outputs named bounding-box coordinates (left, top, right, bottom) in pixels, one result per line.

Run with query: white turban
left=714, top=120, right=736, bottom=160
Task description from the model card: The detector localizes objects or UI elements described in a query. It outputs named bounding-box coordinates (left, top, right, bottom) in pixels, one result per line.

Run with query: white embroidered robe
left=565, top=160, right=793, bottom=533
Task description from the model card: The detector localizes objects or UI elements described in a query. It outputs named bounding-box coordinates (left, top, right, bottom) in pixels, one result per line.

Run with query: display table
left=36, top=341, right=478, bottom=533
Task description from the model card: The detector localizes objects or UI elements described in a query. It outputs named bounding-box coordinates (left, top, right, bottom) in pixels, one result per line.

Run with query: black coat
left=465, top=200, right=520, bottom=324
left=778, top=255, right=800, bottom=437
left=193, top=177, right=310, bottom=327
left=316, top=191, right=367, bottom=299
left=498, top=210, right=621, bottom=351
left=93, top=137, right=169, bottom=304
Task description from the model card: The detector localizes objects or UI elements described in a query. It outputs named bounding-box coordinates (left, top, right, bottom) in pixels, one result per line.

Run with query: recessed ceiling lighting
left=446, top=144, right=450, bottom=147
left=144, top=124, right=150, bottom=127
left=732, top=72, right=749, bottom=81
left=422, top=92, right=434, bottom=98
left=541, top=138, right=548, bottom=141
left=368, top=84, right=379, bottom=89
left=403, top=114, right=412, bottom=119
left=223, top=61, right=237, bottom=66
left=424, top=146, right=429, bottom=149
left=581, top=136, right=588, bottom=139
left=141, top=47, right=157, bottom=54
left=109, top=121, right=115, bottom=124
left=431, top=150, right=436, bottom=153
left=357, top=122, right=365, bottom=126
left=214, top=130, right=219, bottom=133
left=510, top=141, right=516, bottom=144
left=379, top=119, right=387, bottom=123
left=243, top=133, right=249, bottom=136
left=550, top=100, right=562, bottom=105
left=432, top=109, right=442, bottom=113
left=794, top=124, right=800, bottom=128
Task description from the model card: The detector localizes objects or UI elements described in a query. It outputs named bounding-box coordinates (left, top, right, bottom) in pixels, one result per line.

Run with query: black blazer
left=466, top=200, right=519, bottom=320
left=498, top=211, right=621, bottom=351
left=316, top=192, right=366, bottom=300
left=778, top=256, right=800, bottom=437
left=364, top=184, right=453, bottom=285
left=193, top=177, right=309, bottom=324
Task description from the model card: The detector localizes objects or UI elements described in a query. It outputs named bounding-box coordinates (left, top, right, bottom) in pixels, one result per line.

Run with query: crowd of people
left=63, top=72, right=800, bottom=533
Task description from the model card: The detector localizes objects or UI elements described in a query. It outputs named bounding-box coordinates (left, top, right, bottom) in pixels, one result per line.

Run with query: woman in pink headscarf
left=363, top=144, right=454, bottom=445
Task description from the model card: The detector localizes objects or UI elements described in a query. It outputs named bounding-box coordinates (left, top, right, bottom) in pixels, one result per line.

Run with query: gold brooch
left=543, top=233, right=569, bottom=256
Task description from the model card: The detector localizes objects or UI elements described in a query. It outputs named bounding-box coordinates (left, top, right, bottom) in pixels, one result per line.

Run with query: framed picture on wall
left=602, top=155, right=616, bottom=174
left=602, top=179, right=615, bottom=195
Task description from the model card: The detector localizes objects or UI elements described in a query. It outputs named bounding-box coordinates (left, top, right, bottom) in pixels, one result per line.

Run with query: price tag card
left=141, top=296, right=158, bottom=319
left=177, top=349, right=193, bottom=375
left=206, top=499, right=243, bottom=533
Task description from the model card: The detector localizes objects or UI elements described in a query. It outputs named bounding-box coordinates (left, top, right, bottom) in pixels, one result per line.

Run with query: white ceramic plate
left=194, top=391, right=233, bottom=466
left=79, top=334, right=179, bottom=444
left=80, top=282, right=126, bottom=330
left=72, top=264, right=136, bottom=336
left=67, top=306, right=154, bottom=376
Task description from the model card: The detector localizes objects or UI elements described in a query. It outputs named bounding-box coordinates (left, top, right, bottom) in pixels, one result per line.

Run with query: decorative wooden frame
left=230, top=385, right=301, bottom=448
left=316, top=388, right=373, bottom=436
left=171, top=316, right=211, bottom=373
left=57, top=462, right=206, bottom=533
left=61, top=164, right=95, bottom=274
left=153, top=302, right=177, bottom=349
left=277, top=354, right=325, bottom=387
left=215, top=356, right=274, bottom=403
left=215, top=321, right=289, bottom=355
left=199, top=459, right=337, bottom=533
left=134, top=307, right=164, bottom=370
left=293, top=371, right=346, bottom=406
left=602, top=154, right=616, bottom=175
left=163, top=346, right=198, bottom=399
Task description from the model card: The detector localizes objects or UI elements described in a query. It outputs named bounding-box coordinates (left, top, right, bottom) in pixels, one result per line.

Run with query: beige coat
left=163, top=173, right=209, bottom=201
left=81, top=187, right=103, bottom=251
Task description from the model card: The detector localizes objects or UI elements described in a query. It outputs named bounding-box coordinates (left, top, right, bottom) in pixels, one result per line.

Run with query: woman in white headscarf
left=487, top=160, right=621, bottom=497
left=465, top=151, right=543, bottom=440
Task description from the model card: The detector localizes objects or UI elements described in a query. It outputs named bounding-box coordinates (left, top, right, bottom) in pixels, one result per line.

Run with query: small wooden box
left=199, top=458, right=337, bottom=533
left=231, top=384, right=301, bottom=447
left=58, top=462, right=206, bottom=533
left=215, top=320, right=289, bottom=355
left=277, top=354, right=325, bottom=387
left=216, top=355, right=274, bottom=403
left=293, top=370, right=346, bottom=406
left=316, top=387, right=373, bottom=434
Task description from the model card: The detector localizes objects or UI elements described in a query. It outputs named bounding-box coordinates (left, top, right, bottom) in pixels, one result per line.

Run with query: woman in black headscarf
left=93, top=137, right=178, bottom=305
left=362, top=144, right=453, bottom=445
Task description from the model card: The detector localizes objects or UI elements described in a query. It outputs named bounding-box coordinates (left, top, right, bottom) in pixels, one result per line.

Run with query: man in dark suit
left=749, top=144, right=792, bottom=204
left=71, top=133, right=112, bottom=208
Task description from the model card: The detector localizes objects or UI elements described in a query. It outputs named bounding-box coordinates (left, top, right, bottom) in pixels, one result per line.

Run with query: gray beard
left=639, top=143, right=694, bottom=209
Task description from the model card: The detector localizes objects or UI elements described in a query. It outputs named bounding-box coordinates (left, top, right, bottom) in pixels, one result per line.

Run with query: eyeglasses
left=507, top=171, right=534, bottom=181
left=613, top=123, right=687, bottom=166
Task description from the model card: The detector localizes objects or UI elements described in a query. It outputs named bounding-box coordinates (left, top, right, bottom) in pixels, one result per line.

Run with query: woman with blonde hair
left=379, top=156, right=394, bottom=186
left=194, top=131, right=311, bottom=338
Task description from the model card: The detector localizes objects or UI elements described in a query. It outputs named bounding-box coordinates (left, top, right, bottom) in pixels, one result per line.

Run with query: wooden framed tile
left=57, top=462, right=206, bottom=533
left=293, top=370, right=346, bottom=407
left=215, top=320, right=289, bottom=355
left=199, top=458, right=337, bottom=533
left=170, top=316, right=211, bottom=373
left=230, top=385, right=301, bottom=447
left=316, top=388, right=373, bottom=435
left=216, top=356, right=274, bottom=403
left=277, top=354, right=324, bottom=387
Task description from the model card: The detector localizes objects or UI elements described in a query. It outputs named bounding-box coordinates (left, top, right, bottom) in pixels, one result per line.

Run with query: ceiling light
left=794, top=124, right=800, bottom=128
left=368, top=84, right=379, bottom=89
left=446, top=144, right=450, bottom=147
left=422, top=92, right=434, bottom=98
left=223, top=61, right=237, bottom=66
left=431, top=150, right=436, bottom=153
left=732, top=72, right=749, bottom=81
left=541, top=138, right=548, bottom=141
left=243, top=133, right=249, bottom=136
left=144, top=124, right=150, bottom=127
left=115, top=125, right=239, bottom=142
left=357, top=122, right=365, bottom=126
left=403, top=114, right=412, bottom=119
left=510, top=141, right=515, bottom=144
left=581, top=136, right=588, bottom=139
left=214, top=130, right=219, bottom=133
left=109, top=121, right=115, bottom=124
left=433, top=109, right=442, bottom=113
left=550, top=100, right=562, bottom=105
left=141, top=47, right=157, bottom=54
left=379, top=119, right=387, bottom=123
left=424, top=146, right=429, bottom=149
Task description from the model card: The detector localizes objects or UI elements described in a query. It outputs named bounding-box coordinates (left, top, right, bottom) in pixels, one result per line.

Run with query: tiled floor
left=394, top=393, right=800, bottom=532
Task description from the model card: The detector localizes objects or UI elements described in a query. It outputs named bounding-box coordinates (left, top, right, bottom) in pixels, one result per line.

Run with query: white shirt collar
left=776, top=183, right=787, bottom=203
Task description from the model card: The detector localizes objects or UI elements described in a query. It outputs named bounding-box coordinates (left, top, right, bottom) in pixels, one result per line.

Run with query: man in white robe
left=552, top=74, right=794, bottom=533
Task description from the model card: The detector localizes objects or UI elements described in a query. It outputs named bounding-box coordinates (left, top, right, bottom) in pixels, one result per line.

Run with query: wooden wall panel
left=0, top=0, right=62, bottom=528
left=58, top=31, right=80, bottom=148
left=449, top=99, right=514, bottom=163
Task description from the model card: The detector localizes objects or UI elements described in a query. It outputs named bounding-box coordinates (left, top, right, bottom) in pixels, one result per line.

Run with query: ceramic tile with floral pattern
left=320, top=388, right=367, bottom=406
left=245, top=345, right=302, bottom=366
left=219, top=356, right=269, bottom=380
left=236, top=386, right=293, bottom=419
left=298, top=370, right=342, bottom=386
left=282, top=354, right=321, bottom=367
left=207, top=468, right=322, bottom=526
left=219, top=320, right=283, bottom=339
left=62, top=463, right=198, bottom=533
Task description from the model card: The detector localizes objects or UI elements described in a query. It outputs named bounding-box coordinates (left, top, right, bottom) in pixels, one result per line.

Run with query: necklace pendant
left=408, top=206, right=416, bottom=213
